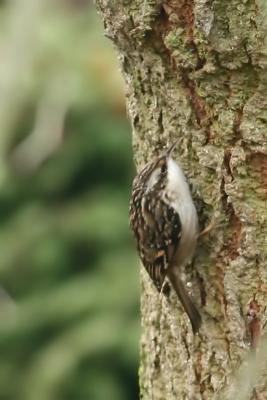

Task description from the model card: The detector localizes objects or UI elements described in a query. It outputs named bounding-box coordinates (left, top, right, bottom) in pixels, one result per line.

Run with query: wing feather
left=137, top=193, right=182, bottom=290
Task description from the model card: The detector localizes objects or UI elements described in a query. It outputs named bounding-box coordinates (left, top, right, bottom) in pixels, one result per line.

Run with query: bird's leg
left=160, top=281, right=171, bottom=297
left=198, top=217, right=215, bottom=238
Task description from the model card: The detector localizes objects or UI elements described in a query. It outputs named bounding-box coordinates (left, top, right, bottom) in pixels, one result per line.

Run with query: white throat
left=166, top=158, right=192, bottom=202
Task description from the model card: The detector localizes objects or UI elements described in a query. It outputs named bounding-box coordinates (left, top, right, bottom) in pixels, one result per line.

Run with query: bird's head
left=134, top=141, right=178, bottom=193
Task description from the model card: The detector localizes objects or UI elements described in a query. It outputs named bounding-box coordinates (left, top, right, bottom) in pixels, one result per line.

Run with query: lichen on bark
left=96, top=0, right=267, bottom=398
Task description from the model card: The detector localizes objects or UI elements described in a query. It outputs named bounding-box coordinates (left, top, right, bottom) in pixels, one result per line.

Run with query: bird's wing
left=138, top=193, right=182, bottom=290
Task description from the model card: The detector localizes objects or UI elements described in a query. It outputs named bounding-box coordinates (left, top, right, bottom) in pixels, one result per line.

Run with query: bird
left=129, top=142, right=201, bottom=333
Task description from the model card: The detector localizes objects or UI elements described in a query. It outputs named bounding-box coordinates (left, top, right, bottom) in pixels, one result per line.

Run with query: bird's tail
left=167, top=269, right=202, bottom=334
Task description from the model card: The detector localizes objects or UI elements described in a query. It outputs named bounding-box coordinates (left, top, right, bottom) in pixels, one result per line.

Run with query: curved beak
left=165, top=140, right=179, bottom=157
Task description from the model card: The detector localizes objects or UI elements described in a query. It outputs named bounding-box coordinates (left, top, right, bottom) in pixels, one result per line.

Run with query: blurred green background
left=0, top=1, right=139, bottom=399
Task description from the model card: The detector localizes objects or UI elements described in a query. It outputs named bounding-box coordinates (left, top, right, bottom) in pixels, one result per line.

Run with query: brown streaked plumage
left=129, top=145, right=201, bottom=333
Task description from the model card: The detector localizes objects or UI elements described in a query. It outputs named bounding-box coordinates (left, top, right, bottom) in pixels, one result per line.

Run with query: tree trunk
left=96, top=1, right=267, bottom=398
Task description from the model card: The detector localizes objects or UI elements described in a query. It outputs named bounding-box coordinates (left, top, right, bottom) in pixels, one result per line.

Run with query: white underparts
left=165, top=158, right=198, bottom=266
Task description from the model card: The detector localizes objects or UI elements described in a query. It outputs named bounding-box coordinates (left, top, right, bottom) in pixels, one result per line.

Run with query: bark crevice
left=96, top=0, right=267, bottom=397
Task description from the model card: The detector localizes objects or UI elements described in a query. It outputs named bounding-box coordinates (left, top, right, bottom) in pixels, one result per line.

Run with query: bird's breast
left=176, top=200, right=198, bottom=266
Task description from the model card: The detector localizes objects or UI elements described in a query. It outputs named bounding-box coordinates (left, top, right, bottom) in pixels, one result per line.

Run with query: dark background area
left=0, top=2, right=139, bottom=399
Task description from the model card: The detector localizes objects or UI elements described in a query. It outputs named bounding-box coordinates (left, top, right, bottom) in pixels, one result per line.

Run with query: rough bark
left=95, top=1, right=267, bottom=398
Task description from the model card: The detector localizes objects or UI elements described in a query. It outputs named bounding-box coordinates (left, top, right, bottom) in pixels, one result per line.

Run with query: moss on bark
left=96, top=0, right=267, bottom=398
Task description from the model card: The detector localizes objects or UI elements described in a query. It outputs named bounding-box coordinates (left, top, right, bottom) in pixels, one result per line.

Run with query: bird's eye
left=161, top=164, right=167, bottom=173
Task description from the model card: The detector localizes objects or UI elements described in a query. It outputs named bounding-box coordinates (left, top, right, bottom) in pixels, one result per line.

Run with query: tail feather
left=167, top=269, right=202, bottom=334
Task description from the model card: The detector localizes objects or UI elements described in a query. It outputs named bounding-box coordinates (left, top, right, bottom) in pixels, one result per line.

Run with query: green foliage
left=0, top=4, right=139, bottom=399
